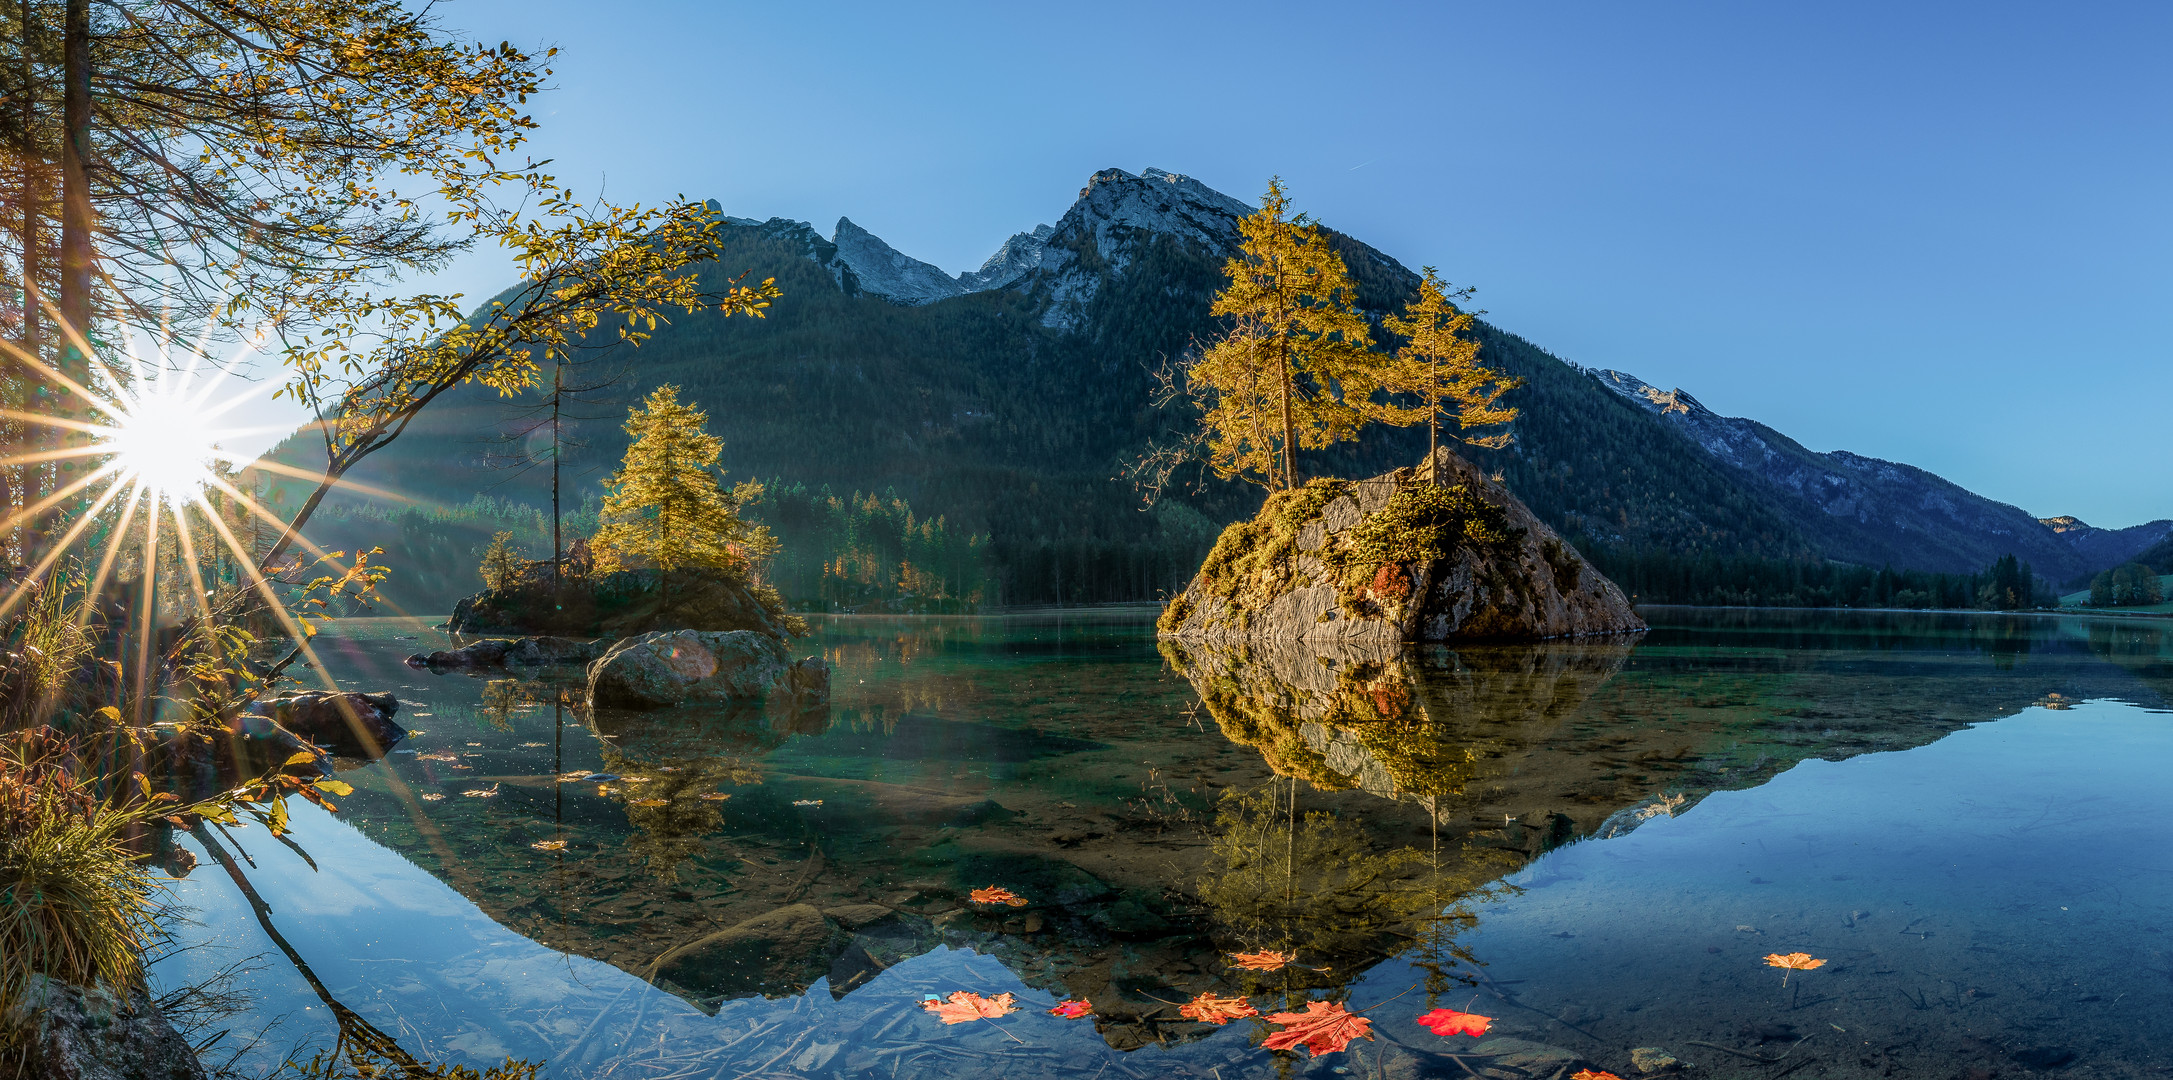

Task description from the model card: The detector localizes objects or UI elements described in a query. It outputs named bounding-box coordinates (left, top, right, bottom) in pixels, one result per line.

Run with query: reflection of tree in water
left=191, top=825, right=542, bottom=1080
left=591, top=702, right=830, bottom=878
left=1198, top=780, right=1511, bottom=992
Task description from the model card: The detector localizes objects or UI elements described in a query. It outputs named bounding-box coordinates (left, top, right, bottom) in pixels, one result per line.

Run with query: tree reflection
left=1198, top=779, right=1512, bottom=997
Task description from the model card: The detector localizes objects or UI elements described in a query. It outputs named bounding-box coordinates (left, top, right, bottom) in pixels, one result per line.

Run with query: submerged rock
left=244, top=691, right=403, bottom=757
left=4, top=976, right=208, bottom=1080
left=405, top=635, right=608, bottom=670
left=447, top=568, right=803, bottom=640
left=586, top=630, right=830, bottom=710
left=1159, top=447, right=1645, bottom=643
left=646, top=903, right=851, bottom=1000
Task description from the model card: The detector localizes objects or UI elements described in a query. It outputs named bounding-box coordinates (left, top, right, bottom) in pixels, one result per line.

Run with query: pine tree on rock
left=1192, top=178, right=1385, bottom=490
left=1381, top=269, right=1523, bottom=470
left=591, top=386, right=776, bottom=584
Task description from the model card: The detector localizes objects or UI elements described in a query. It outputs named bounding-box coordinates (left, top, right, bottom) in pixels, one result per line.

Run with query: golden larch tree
left=591, top=385, right=775, bottom=578
left=1380, top=269, right=1523, bottom=469
left=1192, top=178, right=1385, bottom=490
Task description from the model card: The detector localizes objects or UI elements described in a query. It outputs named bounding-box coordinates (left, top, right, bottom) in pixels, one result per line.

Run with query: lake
left=152, top=607, right=2173, bottom=1079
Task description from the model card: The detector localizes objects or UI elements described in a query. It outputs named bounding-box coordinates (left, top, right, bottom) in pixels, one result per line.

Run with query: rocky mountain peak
left=956, top=222, right=1054, bottom=292
left=829, top=216, right=967, bottom=306
left=1031, top=166, right=1258, bottom=329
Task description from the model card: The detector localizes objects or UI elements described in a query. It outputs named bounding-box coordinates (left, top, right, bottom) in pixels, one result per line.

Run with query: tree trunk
left=1277, top=356, right=1297, bottom=492
left=47, top=0, right=87, bottom=551
left=57, top=0, right=87, bottom=359
left=16, top=0, right=42, bottom=553
left=549, top=364, right=561, bottom=588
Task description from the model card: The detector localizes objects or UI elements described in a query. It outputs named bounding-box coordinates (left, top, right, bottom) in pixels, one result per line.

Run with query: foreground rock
left=405, top=635, right=608, bottom=671
left=1159, top=447, right=1645, bottom=643
left=448, top=569, right=802, bottom=640
left=646, top=903, right=852, bottom=1001
left=244, top=691, right=403, bottom=757
left=3, top=977, right=208, bottom=1080
left=587, top=630, right=830, bottom=710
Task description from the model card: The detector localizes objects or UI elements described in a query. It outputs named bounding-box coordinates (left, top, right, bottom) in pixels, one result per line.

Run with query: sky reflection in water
left=154, top=609, right=2173, bottom=1078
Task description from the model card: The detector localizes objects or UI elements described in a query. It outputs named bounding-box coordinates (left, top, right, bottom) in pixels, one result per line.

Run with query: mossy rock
left=1160, top=448, right=1645, bottom=644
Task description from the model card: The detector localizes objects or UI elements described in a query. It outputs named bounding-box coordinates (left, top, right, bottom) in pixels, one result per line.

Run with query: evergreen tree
left=1190, top=178, right=1384, bottom=490
left=477, top=531, right=524, bottom=591
left=1380, top=269, right=1522, bottom=468
left=591, top=385, right=774, bottom=578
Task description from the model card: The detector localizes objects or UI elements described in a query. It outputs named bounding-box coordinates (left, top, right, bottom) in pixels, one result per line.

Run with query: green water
left=156, top=607, right=2173, bottom=1078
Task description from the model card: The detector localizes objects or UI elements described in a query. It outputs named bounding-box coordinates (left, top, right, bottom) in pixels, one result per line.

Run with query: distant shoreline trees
left=2089, top=563, right=2165, bottom=608
left=1590, top=547, right=2061, bottom=611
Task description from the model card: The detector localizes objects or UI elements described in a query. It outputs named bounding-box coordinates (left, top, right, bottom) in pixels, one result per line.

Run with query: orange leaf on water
left=920, top=991, right=1019, bottom=1025
left=1262, top=1001, right=1374, bottom=1057
left=1177, top=992, right=1259, bottom=1026
left=1572, top=1071, right=1625, bottom=1080
left=969, top=886, right=1029, bottom=907
left=1229, top=949, right=1295, bottom=971
left=1415, top=1007, right=1492, bottom=1037
left=531, top=839, right=566, bottom=851
left=629, top=798, right=669, bottom=807
left=1764, top=952, right=1827, bottom=971
left=1048, top=999, right=1092, bottom=1019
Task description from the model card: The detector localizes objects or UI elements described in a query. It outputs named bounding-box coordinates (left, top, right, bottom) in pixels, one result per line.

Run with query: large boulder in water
left=405, top=635, right=609, bottom=670
left=447, top=568, right=803, bottom=640
left=587, top=629, right=830, bottom=710
left=645, top=903, right=850, bottom=1000
left=242, top=691, right=403, bottom=758
left=1159, top=448, right=1644, bottom=643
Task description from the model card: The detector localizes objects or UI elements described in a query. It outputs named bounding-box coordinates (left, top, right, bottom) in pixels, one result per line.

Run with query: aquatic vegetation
left=1415, top=1007, right=1492, bottom=1037
left=1262, top=1000, right=1374, bottom=1056
left=1177, top=992, right=1259, bottom=1025
left=968, top=886, right=1028, bottom=907
left=1228, top=948, right=1294, bottom=971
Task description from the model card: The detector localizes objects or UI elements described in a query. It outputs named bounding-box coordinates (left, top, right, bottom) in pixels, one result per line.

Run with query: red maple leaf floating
left=1262, top=1001, right=1375, bottom=1057
left=1415, top=1008, right=1492, bottom=1037
left=1572, top=1071, right=1625, bottom=1080
left=1229, top=949, right=1296, bottom=971
left=1178, top=992, right=1260, bottom=1025
left=1047, top=999, right=1093, bottom=1019
left=920, top=991, right=1019, bottom=1025
left=969, top=885, right=1029, bottom=907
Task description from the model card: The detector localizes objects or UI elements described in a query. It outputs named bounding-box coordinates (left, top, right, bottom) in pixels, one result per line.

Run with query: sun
left=102, top=386, right=228, bottom=500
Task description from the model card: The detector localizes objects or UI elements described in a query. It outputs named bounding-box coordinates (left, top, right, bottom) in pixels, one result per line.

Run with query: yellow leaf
left=284, top=751, right=320, bottom=768
left=314, top=779, right=355, bottom=797
left=268, top=798, right=289, bottom=836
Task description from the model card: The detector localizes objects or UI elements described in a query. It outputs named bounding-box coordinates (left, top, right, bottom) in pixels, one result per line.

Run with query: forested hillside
left=263, top=168, right=2137, bottom=612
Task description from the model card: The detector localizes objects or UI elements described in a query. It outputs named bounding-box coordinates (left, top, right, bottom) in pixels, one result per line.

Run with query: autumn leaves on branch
left=1178, top=178, right=1523, bottom=493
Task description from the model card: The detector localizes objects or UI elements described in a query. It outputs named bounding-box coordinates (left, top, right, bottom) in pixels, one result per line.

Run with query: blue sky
left=256, top=0, right=2172, bottom=526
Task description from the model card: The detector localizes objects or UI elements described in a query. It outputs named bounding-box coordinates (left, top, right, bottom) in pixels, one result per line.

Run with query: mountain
left=1587, top=371, right=2162, bottom=583
left=2038, top=516, right=2173, bottom=579
left=266, top=166, right=2159, bottom=609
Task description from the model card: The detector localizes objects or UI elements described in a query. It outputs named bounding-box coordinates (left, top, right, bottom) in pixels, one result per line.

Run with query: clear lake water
left=151, top=607, right=2173, bottom=1079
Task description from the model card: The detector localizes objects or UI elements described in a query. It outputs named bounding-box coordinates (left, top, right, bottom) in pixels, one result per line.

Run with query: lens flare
left=101, top=380, right=230, bottom=500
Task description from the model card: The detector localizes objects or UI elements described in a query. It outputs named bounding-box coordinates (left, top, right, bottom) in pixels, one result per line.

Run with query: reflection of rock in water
left=1165, top=636, right=1636, bottom=831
